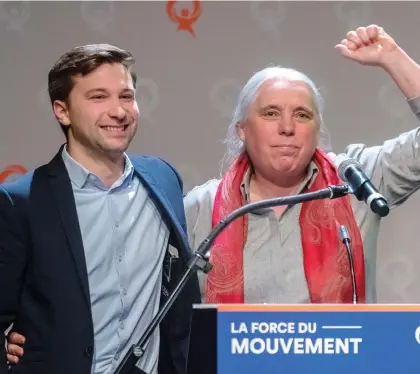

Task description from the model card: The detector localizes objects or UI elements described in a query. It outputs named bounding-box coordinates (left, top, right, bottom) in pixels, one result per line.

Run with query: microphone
left=339, top=225, right=357, bottom=304
left=113, top=185, right=350, bottom=374
left=336, top=154, right=390, bottom=218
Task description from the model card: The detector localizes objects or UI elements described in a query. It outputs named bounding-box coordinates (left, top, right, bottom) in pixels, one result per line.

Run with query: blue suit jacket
left=0, top=148, right=201, bottom=374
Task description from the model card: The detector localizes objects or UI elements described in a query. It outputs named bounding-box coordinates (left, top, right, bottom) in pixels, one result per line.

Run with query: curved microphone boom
left=114, top=184, right=350, bottom=374
left=336, top=154, right=390, bottom=217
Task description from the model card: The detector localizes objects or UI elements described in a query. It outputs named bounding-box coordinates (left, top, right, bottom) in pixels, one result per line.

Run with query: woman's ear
left=236, top=122, right=245, bottom=142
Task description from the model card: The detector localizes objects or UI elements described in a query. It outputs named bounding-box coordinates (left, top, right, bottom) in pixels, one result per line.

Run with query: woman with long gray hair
left=183, top=24, right=420, bottom=305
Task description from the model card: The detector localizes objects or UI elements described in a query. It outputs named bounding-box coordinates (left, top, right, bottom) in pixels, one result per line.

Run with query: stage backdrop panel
left=0, top=1, right=419, bottom=302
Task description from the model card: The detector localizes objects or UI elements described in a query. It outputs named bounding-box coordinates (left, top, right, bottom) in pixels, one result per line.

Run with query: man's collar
left=61, top=145, right=134, bottom=190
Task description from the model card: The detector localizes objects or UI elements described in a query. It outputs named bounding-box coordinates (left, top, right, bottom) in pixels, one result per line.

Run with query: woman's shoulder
left=184, top=178, right=221, bottom=209
left=183, top=179, right=222, bottom=249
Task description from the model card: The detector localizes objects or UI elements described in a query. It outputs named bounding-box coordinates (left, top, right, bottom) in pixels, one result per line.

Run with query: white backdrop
left=1, top=0, right=420, bottom=302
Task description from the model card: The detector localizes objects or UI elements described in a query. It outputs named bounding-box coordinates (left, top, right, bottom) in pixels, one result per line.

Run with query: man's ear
left=52, top=100, right=71, bottom=127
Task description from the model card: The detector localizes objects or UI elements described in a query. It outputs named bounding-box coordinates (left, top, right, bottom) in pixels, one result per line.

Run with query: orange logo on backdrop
left=0, top=165, right=27, bottom=184
left=166, top=0, right=201, bottom=37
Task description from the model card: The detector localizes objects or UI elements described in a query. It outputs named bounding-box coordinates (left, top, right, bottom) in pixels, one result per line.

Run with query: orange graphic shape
left=0, top=164, right=27, bottom=184
left=166, top=0, right=201, bottom=37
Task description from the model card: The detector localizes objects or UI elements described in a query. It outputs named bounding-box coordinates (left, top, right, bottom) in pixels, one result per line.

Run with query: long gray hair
left=221, top=66, right=332, bottom=173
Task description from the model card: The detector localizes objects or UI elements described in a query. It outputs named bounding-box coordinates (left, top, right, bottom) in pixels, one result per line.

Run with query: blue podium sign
left=217, top=304, right=420, bottom=374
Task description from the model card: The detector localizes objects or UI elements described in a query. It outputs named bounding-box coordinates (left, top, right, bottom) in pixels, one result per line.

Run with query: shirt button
left=120, top=322, right=124, bottom=329
left=122, top=288, right=127, bottom=295
left=115, top=221, right=119, bottom=228
left=118, top=255, right=123, bottom=262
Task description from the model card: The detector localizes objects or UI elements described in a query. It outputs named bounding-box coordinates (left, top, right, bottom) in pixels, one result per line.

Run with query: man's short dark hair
left=48, top=44, right=137, bottom=137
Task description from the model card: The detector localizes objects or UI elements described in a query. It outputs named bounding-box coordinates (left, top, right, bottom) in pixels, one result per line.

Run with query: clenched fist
left=335, top=24, right=398, bottom=67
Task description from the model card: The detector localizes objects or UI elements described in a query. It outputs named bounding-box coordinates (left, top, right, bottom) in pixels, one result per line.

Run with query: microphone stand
left=114, top=185, right=350, bottom=374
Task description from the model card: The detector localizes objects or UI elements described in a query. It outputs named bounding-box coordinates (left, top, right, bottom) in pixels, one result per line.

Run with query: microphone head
left=336, top=154, right=363, bottom=182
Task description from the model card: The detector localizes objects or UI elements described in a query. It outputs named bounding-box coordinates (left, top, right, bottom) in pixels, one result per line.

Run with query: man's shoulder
left=128, top=154, right=186, bottom=211
left=128, top=154, right=181, bottom=180
left=128, top=153, right=170, bottom=167
left=0, top=170, right=35, bottom=199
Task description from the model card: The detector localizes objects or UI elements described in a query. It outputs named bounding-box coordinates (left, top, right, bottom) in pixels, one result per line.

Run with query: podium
left=186, top=303, right=420, bottom=374
left=187, top=304, right=217, bottom=374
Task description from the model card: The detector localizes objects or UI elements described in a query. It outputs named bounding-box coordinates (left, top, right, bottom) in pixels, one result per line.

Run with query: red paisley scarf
left=206, top=149, right=366, bottom=304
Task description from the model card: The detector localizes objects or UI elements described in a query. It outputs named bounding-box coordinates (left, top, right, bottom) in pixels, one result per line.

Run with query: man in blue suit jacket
left=0, top=43, right=200, bottom=374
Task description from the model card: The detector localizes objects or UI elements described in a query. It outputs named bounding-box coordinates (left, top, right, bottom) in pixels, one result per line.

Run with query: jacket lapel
left=47, top=149, right=90, bottom=305
left=131, top=160, right=189, bottom=260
